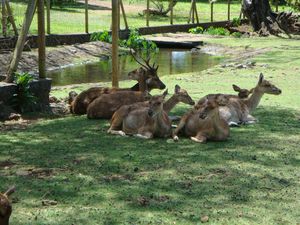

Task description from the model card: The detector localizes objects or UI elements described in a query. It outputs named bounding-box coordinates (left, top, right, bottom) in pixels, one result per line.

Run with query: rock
left=200, top=215, right=209, bottom=223
left=0, top=82, right=17, bottom=104
left=8, top=113, right=21, bottom=121
left=29, top=78, right=52, bottom=110
left=0, top=102, right=16, bottom=121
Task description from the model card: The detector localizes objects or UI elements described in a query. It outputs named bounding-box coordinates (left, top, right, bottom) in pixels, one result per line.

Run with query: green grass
left=5, top=0, right=295, bottom=35
left=1, top=36, right=300, bottom=224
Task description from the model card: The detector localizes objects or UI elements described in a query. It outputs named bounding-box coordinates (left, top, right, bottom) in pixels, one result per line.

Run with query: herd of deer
left=68, top=56, right=281, bottom=143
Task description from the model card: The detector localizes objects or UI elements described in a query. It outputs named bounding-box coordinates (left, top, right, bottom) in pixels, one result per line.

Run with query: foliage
left=231, top=31, right=242, bottom=38
left=90, top=30, right=112, bottom=43
left=10, top=73, right=36, bottom=113
left=286, top=0, right=300, bottom=10
left=120, top=29, right=158, bottom=53
left=231, top=17, right=241, bottom=27
left=205, top=26, right=230, bottom=35
left=188, top=26, right=204, bottom=34
left=91, top=29, right=158, bottom=53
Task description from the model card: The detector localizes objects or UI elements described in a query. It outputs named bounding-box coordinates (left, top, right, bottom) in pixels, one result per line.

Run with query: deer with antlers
left=196, top=73, right=281, bottom=125
left=108, top=85, right=195, bottom=135
left=70, top=53, right=165, bottom=115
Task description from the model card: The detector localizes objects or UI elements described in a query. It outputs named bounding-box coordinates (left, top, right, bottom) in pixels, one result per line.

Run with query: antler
left=130, top=50, right=158, bottom=71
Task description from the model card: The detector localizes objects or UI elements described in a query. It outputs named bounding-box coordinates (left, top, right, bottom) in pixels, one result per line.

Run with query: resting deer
left=197, top=73, right=282, bottom=125
left=0, top=186, right=15, bottom=225
left=70, top=55, right=165, bottom=115
left=173, top=98, right=230, bottom=143
left=108, top=85, right=195, bottom=134
left=108, top=91, right=173, bottom=139
left=232, top=84, right=253, bottom=99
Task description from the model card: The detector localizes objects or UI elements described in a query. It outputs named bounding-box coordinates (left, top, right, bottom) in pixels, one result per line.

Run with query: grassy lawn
left=1, top=36, right=300, bottom=224
left=6, top=0, right=294, bottom=35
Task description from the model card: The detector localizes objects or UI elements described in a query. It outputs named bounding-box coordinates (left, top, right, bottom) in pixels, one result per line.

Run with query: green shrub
left=205, top=27, right=230, bottom=36
left=231, top=32, right=242, bottom=38
left=232, top=17, right=241, bottom=27
left=188, top=26, right=204, bottom=34
left=90, top=30, right=112, bottom=43
left=120, top=29, right=158, bottom=53
left=10, top=73, right=36, bottom=113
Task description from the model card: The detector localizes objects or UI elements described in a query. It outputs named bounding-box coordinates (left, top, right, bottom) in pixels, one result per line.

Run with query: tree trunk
left=242, top=0, right=300, bottom=36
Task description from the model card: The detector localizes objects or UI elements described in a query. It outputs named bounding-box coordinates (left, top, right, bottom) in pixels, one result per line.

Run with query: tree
left=242, top=0, right=300, bottom=36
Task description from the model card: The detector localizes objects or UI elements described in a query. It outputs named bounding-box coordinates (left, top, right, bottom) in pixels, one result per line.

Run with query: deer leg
left=107, top=128, right=127, bottom=137
left=134, top=132, right=153, bottom=139
left=191, top=132, right=207, bottom=143
left=172, top=117, right=188, bottom=141
left=244, top=114, right=258, bottom=124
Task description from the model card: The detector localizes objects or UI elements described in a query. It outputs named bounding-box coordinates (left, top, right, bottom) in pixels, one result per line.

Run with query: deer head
left=148, top=90, right=168, bottom=117
left=174, top=84, right=195, bottom=105
left=232, top=84, right=253, bottom=99
left=128, top=52, right=166, bottom=91
left=256, top=73, right=282, bottom=95
left=198, top=99, right=218, bottom=119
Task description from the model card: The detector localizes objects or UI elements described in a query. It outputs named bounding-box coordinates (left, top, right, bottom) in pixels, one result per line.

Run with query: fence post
left=170, top=0, right=173, bottom=25
left=46, top=0, right=50, bottom=34
left=194, top=0, right=199, bottom=23
left=275, top=0, right=278, bottom=12
left=210, top=2, right=213, bottom=22
left=85, top=0, right=88, bottom=33
left=5, top=0, right=18, bottom=35
left=112, top=0, right=119, bottom=88
left=1, top=0, right=7, bottom=37
left=227, top=0, right=230, bottom=21
left=191, top=0, right=195, bottom=23
left=146, top=0, right=149, bottom=26
left=37, top=0, right=46, bottom=79
left=119, top=0, right=128, bottom=29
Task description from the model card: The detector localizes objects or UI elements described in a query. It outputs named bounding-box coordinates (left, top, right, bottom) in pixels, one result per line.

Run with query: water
left=47, top=48, right=220, bottom=86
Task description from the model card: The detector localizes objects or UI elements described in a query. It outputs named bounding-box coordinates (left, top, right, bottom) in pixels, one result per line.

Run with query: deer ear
left=175, top=84, right=181, bottom=94
left=232, top=84, right=241, bottom=92
left=162, top=89, right=168, bottom=98
left=258, top=73, right=264, bottom=84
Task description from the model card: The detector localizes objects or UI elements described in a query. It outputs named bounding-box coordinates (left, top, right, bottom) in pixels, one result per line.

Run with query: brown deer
left=108, top=85, right=195, bottom=134
left=197, top=73, right=281, bottom=126
left=0, top=186, right=15, bottom=225
left=173, top=98, right=230, bottom=143
left=232, top=84, right=253, bottom=99
left=70, top=55, right=165, bottom=115
left=108, top=91, right=172, bottom=139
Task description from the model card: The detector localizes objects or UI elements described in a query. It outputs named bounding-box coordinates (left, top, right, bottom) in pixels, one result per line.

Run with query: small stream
left=47, top=48, right=221, bottom=86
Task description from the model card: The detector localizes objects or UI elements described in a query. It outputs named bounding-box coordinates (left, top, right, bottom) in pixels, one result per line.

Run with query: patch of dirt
left=16, top=168, right=54, bottom=179
left=0, top=119, right=34, bottom=132
left=102, top=174, right=134, bottom=182
left=0, top=160, right=16, bottom=169
left=0, top=41, right=112, bottom=78
left=136, top=194, right=171, bottom=207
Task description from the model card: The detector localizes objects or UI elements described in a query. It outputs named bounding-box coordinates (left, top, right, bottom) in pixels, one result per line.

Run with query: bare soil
left=0, top=41, right=112, bottom=79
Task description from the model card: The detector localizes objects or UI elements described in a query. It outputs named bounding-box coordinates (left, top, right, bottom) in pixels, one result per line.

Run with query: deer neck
left=163, top=95, right=179, bottom=113
left=244, top=87, right=264, bottom=113
left=130, top=83, right=140, bottom=91
left=137, top=75, right=147, bottom=92
left=209, top=109, right=223, bottom=131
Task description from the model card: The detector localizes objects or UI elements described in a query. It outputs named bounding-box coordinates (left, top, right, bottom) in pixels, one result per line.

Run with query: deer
left=108, top=91, right=173, bottom=139
left=196, top=73, right=282, bottom=126
left=108, top=85, right=195, bottom=134
left=173, top=98, right=230, bottom=143
left=0, top=186, right=15, bottom=225
left=70, top=54, right=165, bottom=115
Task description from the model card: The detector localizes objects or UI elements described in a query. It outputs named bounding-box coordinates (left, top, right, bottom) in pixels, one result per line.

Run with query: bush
left=231, top=32, right=242, bottom=38
left=205, top=27, right=230, bottom=36
left=120, top=29, right=158, bottom=53
left=90, top=30, right=112, bottom=43
left=10, top=73, right=36, bottom=113
left=188, top=26, right=204, bottom=34
left=232, top=17, right=241, bottom=27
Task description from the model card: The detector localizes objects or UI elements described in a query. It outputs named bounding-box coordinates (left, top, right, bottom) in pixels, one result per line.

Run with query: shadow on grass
left=0, top=106, right=299, bottom=224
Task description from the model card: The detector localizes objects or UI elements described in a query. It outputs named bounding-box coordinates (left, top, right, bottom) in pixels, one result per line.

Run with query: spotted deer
left=108, top=85, right=195, bottom=134
left=70, top=55, right=165, bottom=115
left=173, top=98, right=230, bottom=143
left=197, top=73, right=282, bottom=125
